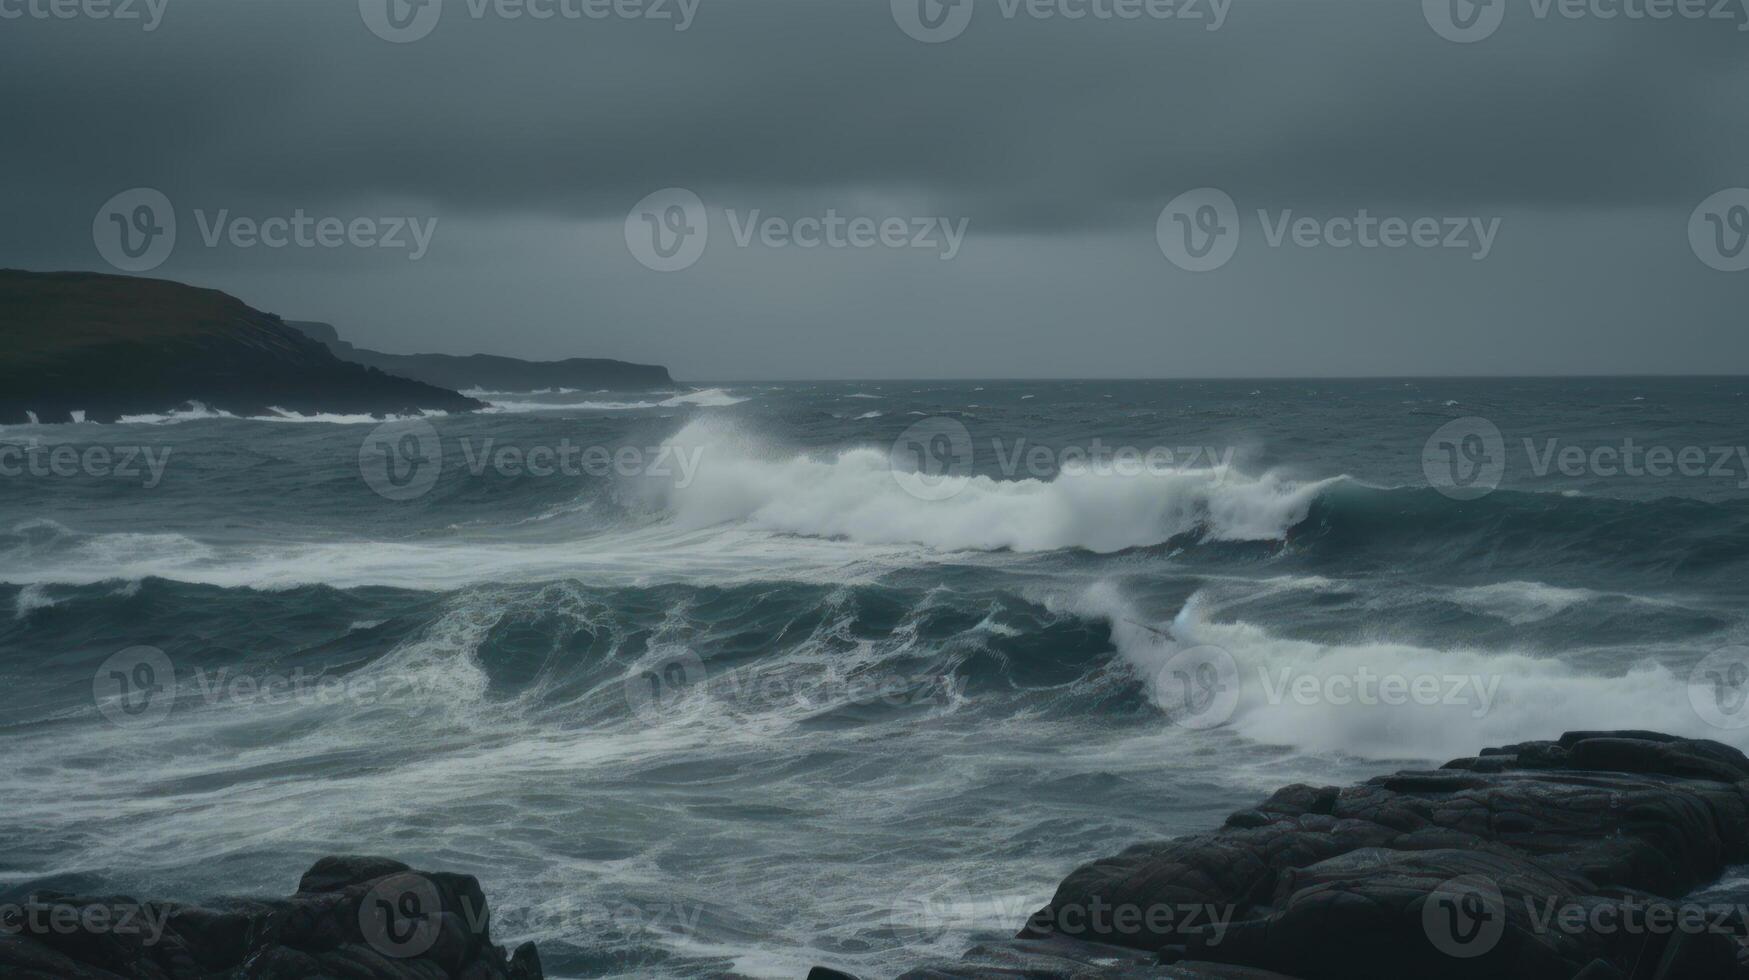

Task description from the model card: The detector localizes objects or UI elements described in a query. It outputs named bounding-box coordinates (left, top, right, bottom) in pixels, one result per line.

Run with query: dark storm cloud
left=5, top=0, right=1746, bottom=226
left=1, top=0, right=1745, bottom=377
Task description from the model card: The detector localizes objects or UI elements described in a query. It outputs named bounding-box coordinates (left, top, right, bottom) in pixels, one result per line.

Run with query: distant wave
left=483, top=387, right=748, bottom=412
left=7, top=402, right=448, bottom=426
left=653, top=418, right=1337, bottom=553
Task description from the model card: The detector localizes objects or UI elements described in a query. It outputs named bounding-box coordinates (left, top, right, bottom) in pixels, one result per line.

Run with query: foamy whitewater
left=3, top=378, right=1747, bottom=978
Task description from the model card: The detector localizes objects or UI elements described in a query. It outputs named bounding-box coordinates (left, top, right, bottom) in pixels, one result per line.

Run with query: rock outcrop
left=287, top=320, right=674, bottom=393
left=0, top=271, right=485, bottom=423
left=848, top=732, right=1749, bottom=980
left=0, top=855, right=543, bottom=980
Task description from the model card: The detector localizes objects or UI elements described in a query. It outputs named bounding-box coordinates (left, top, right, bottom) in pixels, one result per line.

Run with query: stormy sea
left=3, top=377, right=1747, bottom=978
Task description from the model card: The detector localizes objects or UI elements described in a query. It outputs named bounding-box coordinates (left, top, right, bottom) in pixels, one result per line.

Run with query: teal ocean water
left=3, top=378, right=1747, bottom=978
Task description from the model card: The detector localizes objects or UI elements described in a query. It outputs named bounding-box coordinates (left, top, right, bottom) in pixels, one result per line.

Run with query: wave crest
left=654, top=419, right=1336, bottom=553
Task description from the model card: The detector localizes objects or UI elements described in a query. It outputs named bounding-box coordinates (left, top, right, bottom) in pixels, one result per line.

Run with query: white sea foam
left=1082, top=583, right=1745, bottom=762
left=111, top=403, right=444, bottom=425
left=656, top=419, right=1333, bottom=553
left=116, top=402, right=238, bottom=424
left=1449, top=581, right=1599, bottom=625
left=2, top=419, right=1334, bottom=590
left=483, top=388, right=748, bottom=412
left=13, top=584, right=57, bottom=619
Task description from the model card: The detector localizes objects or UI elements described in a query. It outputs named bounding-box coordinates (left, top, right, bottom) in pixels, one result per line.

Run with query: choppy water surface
left=3, top=378, right=1747, bottom=978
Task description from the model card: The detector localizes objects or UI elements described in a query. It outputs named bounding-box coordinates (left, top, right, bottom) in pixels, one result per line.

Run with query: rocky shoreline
left=0, top=855, right=542, bottom=979
left=10, top=731, right=1747, bottom=979
left=815, top=731, right=1749, bottom=980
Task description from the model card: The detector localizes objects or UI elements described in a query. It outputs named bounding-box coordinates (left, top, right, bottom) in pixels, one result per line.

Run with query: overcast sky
left=2, top=0, right=1745, bottom=379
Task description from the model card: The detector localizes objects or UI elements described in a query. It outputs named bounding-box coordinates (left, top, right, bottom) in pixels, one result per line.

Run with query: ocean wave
left=1082, top=583, right=1746, bottom=762
left=28, top=402, right=449, bottom=426
left=654, top=419, right=1336, bottom=553
left=483, top=387, right=748, bottom=412
left=13, top=584, right=57, bottom=620
left=1291, top=481, right=1749, bottom=576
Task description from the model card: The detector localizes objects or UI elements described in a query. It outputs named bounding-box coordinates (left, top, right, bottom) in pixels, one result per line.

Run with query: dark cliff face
left=286, top=321, right=674, bottom=392
left=0, top=271, right=484, bottom=424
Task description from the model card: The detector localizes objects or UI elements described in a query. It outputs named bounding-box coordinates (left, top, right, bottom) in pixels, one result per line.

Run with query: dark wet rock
left=297, top=855, right=414, bottom=894
left=878, top=732, right=1749, bottom=980
left=0, top=856, right=540, bottom=980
